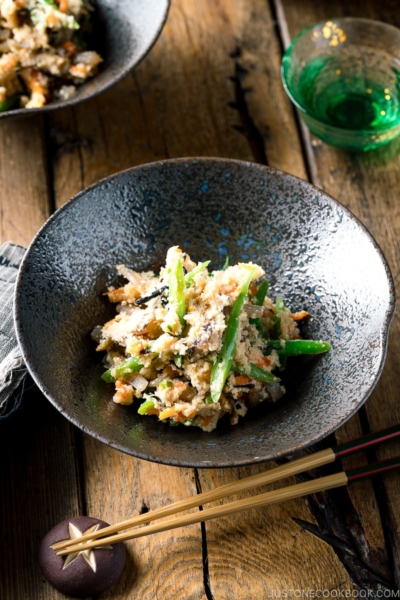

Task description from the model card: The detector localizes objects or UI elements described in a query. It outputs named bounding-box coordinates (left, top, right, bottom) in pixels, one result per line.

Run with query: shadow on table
left=0, top=381, right=88, bottom=599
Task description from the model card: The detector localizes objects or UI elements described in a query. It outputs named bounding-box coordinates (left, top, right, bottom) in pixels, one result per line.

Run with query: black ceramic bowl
left=15, top=159, right=395, bottom=467
left=0, top=0, right=170, bottom=119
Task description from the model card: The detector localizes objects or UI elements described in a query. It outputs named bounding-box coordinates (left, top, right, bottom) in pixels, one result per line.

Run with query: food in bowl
left=93, top=246, right=330, bottom=432
left=0, top=0, right=102, bottom=109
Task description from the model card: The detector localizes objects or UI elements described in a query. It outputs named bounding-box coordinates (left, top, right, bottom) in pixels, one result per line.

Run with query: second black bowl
left=0, top=0, right=170, bottom=119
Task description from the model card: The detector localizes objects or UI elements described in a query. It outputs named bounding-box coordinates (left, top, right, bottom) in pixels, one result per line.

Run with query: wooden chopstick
left=52, top=447, right=335, bottom=550
left=53, top=423, right=400, bottom=555
left=57, top=453, right=400, bottom=555
left=58, top=471, right=347, bottom=555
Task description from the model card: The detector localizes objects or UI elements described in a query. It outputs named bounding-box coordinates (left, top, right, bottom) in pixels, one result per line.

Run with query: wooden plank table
left=1, top=0, right=400, bottom=597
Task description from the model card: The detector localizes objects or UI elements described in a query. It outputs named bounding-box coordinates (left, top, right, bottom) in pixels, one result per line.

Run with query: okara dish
left=0, top=0, right=102, bottom=109
left=15, top=158, right=395, bottom=466
left=95, top=246, right=330, bottom=432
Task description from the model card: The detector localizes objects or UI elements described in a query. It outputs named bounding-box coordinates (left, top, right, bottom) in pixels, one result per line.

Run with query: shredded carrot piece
left=175, top=410, right=196, bottom=422
left=113, top=381, right=133, bottom=405
left=59, top=0, right=69, bottom=12
left=159, top=407, right=177, bottom=420
left=235, top=374, right=252, bottom=385
left=255, top=356, right=271, bottom=368
left=230, top=414, right=239, bottom=426
left=290, top=310, right=309, bottom=321
left=218, top=284, right=236, bottom=295
left=104, top=287, right=130, bottom=302
left=200, top=415, right=214, bottom=427
left=164, top=366, right=176, bottom=376
left=69, top=64, right=88, bottom=79
left=63, top=41, right=77, bottom=57
left=46, top=12, right=57, bottom=26
left=219, top=394, right=232, bottom=412
left=2, top=54, right=18, bottom=73
left=249, top=283, right=257, bottom=296
left=203, top=371, right=211, bottom=383
left=21, top=69, right=45, bottom=94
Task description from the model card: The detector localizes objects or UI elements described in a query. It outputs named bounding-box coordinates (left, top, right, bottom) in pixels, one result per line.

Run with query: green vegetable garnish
left=174, top=354, right=183, bottom=368
left=184, top=261, right=210, bottom=287
left=39, top=0, right=59, bottom=9
left=265, top=339, right=331, bottom=356
left=102, top=356, right=143, bottom=382
left=249, top=317, right=264, bottom=337
left=221, top=255, right=230, bottom=270
left=138, top=399, right=155, bottom=415
left=255, top=280, right=269, bottom=306
left=0, top=95, right=19, bottom=113
left=273, top=297, right=285, bottom=339
left=31, top=0, right=79, bottom=29
left=210, top=266, right=256, bottom=403
left=249, top=279, right=270, bottom=336
left=233, top=362, right=280, bottom=383
left=159, top=380, right=173, bottom=389
left=169, top=258, right=186, bottom=332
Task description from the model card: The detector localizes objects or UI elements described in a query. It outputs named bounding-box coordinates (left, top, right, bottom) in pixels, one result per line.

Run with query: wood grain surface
left=0, top=117, right=51, bottom=244
left=0, top=117, right=84, bottom=599
left=1, top=0, right=399, bottom=598
left=278, top=0, right=400, bottom=590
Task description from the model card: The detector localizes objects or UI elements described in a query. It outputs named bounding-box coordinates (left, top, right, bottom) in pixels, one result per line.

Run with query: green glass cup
left=281, top=18, right=400, bottom=151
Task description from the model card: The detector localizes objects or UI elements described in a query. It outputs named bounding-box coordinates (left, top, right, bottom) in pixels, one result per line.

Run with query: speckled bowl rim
left=0, top=0, right=170, bottom=120
left=14, top=158, right=396, bottom=466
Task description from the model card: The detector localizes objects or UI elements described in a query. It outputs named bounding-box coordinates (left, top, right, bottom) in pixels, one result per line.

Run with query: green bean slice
left=255, top=280, right=269, bottom=306
left=265, top=339, right=331, bottom=356
left=184, top=261, right=210, bottom=287
left=169, top=257, right=186, bottom=331
left=210, top=266, right=257, bottom=402
left=102, top=356, right=143, bottom=382
left=233, top=362, right=280, bottom=383
left=221, top=255, right=230, bottom=270
left=138, top=399, right=155, bottom=415
left=272, top=297, right=285, bottom=339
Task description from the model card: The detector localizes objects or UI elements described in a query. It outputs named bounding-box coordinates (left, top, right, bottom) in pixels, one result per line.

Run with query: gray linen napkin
left=0, top=242, right=27, bottom=419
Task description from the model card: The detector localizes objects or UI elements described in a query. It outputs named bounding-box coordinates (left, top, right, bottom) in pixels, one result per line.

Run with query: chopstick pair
left=52, top=424, right=400, bottom=556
